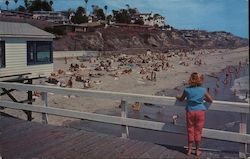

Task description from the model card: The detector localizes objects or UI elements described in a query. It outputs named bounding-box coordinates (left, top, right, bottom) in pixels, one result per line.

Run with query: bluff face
left=0, top=17, right=248, bottom=52
left=53, top=27, right=248, bottom=51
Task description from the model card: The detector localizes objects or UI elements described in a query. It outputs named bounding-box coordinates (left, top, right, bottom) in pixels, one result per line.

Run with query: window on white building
left=0, top=41, right=5, bottom=68
left=27, top=41, right=53, bottom=65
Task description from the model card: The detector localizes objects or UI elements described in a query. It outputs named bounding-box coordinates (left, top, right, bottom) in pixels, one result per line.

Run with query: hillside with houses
left=0, top=1, right=248, bottom=51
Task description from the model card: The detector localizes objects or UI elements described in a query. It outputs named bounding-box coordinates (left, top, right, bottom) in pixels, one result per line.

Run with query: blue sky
left=1, top=0, right=249, bottom=38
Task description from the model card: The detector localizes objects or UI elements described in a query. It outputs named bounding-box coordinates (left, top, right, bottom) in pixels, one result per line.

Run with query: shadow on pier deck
left=0, top=114, right=238, bottom=159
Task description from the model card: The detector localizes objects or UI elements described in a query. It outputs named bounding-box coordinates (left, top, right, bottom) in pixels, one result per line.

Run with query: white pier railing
left=0, top=82, right=249, bottom=158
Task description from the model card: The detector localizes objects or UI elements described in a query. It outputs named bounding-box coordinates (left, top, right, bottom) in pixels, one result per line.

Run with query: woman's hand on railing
left=204, top=91, right=213, bottom=103
left=176, top=93, right=186, bottom=101
left=176, top=95, right=182, bottom=100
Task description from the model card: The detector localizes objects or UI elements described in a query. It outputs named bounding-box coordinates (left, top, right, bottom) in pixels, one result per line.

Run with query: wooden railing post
left=41, top=92, right=48, bottom=124
left=26, top=79, right=33, bottom=121
left=239, top=113, right=247, bottom=158
left=0, top=90, right=2, bottom=120
left=121, top=100, right=129, bottom=139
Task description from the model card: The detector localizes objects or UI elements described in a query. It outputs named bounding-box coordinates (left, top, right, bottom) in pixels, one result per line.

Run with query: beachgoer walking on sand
left=153, top=71, right=157, bottom=81
left=64, top=57, right=67, bottom=64
left=166, top=62, right=169, bottom=68
left=176, top=72, right=213, bottom=156
left=67, top=77, right=73, bottom=88
left=66, top=77, right=73, bottom=98
left=150, top=71, right=154, bottom=81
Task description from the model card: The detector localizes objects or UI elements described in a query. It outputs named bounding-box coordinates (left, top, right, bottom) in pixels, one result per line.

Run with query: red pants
left=186, top=111, right=205, bottom=142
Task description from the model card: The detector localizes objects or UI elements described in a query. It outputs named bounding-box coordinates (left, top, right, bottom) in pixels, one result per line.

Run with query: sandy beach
left=53, top=47, right=248, bottom=94
left=1, top=47, right=249, bottom=126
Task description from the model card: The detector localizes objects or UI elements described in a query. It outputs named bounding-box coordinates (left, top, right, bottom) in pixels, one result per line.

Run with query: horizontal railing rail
left=0, top=82, right=249, bottom=113
left=0, top=82, right=249, bottom=157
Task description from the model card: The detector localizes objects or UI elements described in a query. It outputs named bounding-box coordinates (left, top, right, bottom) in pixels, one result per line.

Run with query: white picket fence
left=0, top=82, right=249, bottom=158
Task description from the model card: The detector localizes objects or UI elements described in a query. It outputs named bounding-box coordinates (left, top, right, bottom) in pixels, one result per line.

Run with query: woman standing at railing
left=176, top=72, right=213, bottom=156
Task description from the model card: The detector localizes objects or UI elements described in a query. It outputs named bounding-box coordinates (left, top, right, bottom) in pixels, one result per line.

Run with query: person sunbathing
left=48, top=73, right=59, bottom=84
left=83, top=80, right=91, bottom=89
left=132, top=102, right=141, bottom=111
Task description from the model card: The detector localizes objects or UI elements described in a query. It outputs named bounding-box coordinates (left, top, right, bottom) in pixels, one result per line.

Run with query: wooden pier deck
left=0, top=115, right=238, bottom=159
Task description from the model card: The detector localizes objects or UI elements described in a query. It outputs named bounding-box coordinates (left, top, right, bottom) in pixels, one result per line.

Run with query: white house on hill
left=0, top=21, right=55, bottom=78
left=33, top=11, right=69, bottom=24
left=139, top=13, right=165, bottom=27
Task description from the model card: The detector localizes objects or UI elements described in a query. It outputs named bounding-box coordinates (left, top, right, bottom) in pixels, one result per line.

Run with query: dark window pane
left=27, top=42, right=35, bottom=64
left=27, top=41, right=52, bottom=65
left=0, top=41, right=5, bottom=68
left=36, top=42, right=51, bottom=63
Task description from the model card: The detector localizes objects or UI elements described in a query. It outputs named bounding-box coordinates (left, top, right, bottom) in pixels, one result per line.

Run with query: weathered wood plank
left=118, top=140, right=147, bottom=158
left=2, top=126, right=59, bottom=157
left=53, top=133, right=104, bottom=158
left=83, top=135, right=137, bottom=159
left=5, top=129, right=61, bottom=158
left=139, top=144, right=169, bottom=158
left=94, top=138, right=138, bottom=159
left=71, top=135, right=114, bottom=158
left=0, top=122, right=41, bottom=144
left=98, top=138, right=134, bottom=159
left=0, top=117, right=240, bottom=159
left=33, top=131, right=85, bottom=158
left=124, top=141, right=157, bottom=158
left=83, top=137, right=122, bottom=158
left=0, top=116, right=25, bottom=129
left=0, top=125, right=48, bottom=158
left=22, top=129, right=81, bottom=158
left=39, top=132, right=95, bottom=158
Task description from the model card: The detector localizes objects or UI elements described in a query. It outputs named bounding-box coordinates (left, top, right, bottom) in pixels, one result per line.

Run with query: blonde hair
left=188, top=72, right=203, bottom=86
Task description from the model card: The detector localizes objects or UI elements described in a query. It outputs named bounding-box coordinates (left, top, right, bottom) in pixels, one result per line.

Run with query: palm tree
left=104, top=5, right=108, bottom=14
left=125, top=4, right=130, bottom=9
left=91, top=4, right=96, bottom=15
left=5, top=0, right=9, bottom=10
left=24, top=0, right=29, bottom=9
left=104, top=5, right=108, bottom=16
left=14, top=0, right=18, bottom=10
left=84, top=0, right=88, bottom=15
left=49, top=0, right=53, bottom=6
left=104, top=5, right=108, bottom=27
left=49, top=0, right=53, bottom=11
